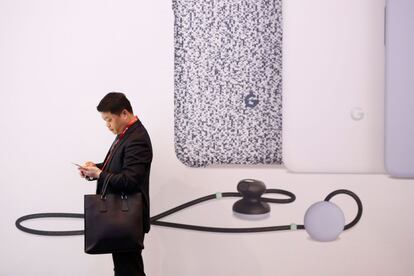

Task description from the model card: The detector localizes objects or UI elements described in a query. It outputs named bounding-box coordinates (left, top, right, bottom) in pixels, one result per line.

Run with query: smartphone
left=72, top=162, right=87, bottom=170
left=385, top=0, right=414, bottom=177
left=282, top=0, right=385, bottom=173
left=173, top=0, right=283, bottom=167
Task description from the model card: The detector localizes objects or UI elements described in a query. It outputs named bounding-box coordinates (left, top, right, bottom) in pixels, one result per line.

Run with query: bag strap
left=100, top=173, right=113, bottom=199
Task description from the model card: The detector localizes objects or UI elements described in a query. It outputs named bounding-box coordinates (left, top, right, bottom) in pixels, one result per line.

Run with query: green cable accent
left=215, top=192, right=222, bottom=199
left=290, top=223, right=297, bottom=231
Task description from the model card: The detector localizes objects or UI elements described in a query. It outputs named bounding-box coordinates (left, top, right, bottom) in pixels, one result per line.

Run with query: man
left=79, top=92, right=152, bottom=276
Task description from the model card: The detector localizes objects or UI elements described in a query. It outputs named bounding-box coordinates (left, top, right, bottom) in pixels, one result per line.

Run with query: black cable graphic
left=15, top=189, right=362, bottom=236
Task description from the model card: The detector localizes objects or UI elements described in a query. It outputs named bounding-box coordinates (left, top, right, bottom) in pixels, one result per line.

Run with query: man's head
left=97, top=92, right=135, bottom=135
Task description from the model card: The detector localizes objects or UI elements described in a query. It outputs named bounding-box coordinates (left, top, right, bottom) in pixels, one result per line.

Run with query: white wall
left=1, top=0, right=413, bottom=275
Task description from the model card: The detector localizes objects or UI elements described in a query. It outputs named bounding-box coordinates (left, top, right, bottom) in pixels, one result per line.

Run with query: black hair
left=97, top=92, right=133, bottom=115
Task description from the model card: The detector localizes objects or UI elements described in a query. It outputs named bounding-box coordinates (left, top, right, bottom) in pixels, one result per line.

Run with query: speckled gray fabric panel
left=174, top=0, right=283, bottom=167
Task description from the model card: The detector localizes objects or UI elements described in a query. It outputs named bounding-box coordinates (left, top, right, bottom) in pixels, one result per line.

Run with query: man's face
left=101, top=111, right=125, bottom=135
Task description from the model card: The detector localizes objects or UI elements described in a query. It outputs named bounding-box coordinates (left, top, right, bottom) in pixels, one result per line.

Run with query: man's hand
left=78, top=162, right=102, bottom=179
left=84, top=161, right=96, bottom=167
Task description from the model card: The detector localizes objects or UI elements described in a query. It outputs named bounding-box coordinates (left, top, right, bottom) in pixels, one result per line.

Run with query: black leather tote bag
left=84, top=174, right=144, bottom=254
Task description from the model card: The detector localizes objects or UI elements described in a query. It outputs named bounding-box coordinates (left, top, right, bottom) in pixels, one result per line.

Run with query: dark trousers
left=112, top=249, right=145, bottom=276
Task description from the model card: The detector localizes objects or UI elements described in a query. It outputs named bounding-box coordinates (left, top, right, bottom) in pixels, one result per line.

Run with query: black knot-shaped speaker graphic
left=233, top=179, right=270, bottom=215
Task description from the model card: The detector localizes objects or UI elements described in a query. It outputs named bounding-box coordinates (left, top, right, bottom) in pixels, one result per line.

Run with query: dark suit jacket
left=96, top=119, right=153, bottom=233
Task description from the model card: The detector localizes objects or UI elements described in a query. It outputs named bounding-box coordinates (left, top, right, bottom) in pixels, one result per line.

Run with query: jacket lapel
left=102, top=120, right=141, bottom=171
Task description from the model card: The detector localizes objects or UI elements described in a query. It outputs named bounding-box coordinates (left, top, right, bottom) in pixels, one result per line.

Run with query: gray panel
left=385, top=0, right=414, bottom=177
left=173, top=0, right=282, bottom=167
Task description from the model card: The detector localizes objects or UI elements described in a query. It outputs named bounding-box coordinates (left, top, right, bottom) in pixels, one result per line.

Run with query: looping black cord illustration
left=15, top=189, right=362, bottom=236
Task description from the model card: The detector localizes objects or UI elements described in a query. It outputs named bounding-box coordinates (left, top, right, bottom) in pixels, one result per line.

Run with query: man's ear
left=121, top=109, right=129, bottom=119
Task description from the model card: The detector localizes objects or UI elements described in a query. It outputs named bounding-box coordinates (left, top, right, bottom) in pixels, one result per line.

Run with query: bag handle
left=100, top=174, right=113, bottom=199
